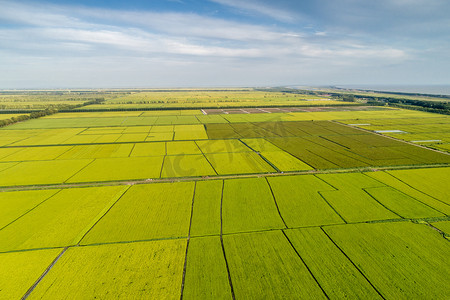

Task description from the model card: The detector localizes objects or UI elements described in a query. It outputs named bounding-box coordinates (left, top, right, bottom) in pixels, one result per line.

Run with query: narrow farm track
left=21, top=247, right=68, bottom=300
left=2, top=214, right=448, bottom=257
left=0, top=163, right=448, bottom=193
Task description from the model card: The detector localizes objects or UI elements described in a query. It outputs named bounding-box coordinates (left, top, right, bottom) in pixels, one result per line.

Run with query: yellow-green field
left=0, top=91, right=448, bottom=299
left=80, top=90, right=351, bottom=109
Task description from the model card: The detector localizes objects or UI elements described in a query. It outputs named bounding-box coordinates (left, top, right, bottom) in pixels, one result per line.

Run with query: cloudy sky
left=1, top=0, right=449, bottom=88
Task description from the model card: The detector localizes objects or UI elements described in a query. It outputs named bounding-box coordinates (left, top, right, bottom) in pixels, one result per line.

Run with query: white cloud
left=209, top=0, right=298, bottom=23
left=0, top=0, right=425, bottom=88
left=0, top=1, right=84, bottom=28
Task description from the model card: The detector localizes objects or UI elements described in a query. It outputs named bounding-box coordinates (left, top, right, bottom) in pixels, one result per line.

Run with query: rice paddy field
left=78, top=90, right=353, bottom=110
left=0, top=90, right=449, bottom=299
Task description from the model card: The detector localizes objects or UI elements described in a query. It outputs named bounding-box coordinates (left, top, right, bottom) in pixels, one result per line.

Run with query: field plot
left=195, top=114, right=228, bottom=124
left=161, top=154, right=216, bottom=178
left=7, top=128, right=85, bottom=146
left=222, top=178, right=285, bottom=234
left=385, top=167, right=450, bottom=203
left=240, top=138, right=282, bottom=152
left=130, top=142, right=166, bottom=156
left=223, top=230, right=327, bottom=299
left=432, top=221, right=450, bottom=236
left=205, top=120, right=450, bottom=170
left=66, top=156, right=163, bottom=183
left=0, top=159, right=92, bottom=186
left=29, top=240, right=186, bottom=299
left=324, top=222, right=450, bottom=299
left=0, top=189, right=59, bottom=229
left=80, top=126, right=126, bottom=134
left=190, top=180, right=223, bottom=237
left=364, top=186, right=443, bottom=218
left=57, top=143, right=134, bottom=159
left=5, top=117, right=132, bottom=129
left=205, top=152, right=275, bottom=175
left=44, top=111, right=144, bottom=118
left=285, top=227, right=381, bottom=299
left=267, top=175, right=344, bottom=227
left=81, top=182, right=194, bottom=244
left=173, top=124, right=208, bottom=140
left=341, top=116, right=450, bottom=152
left=0, top=145, right=71, bottom=162
left=0, top=186, right=128, bottom=252
left=141, top=109, right=201, bottom=116
left=183, top=236, right=232, bottom=299
left=366, top=170, right=450, bottom=215
left=0, top=248, right=61, bottom=299
left=0, top=162, right=18, bottom=173
left=115, top=133, right=148, bottom=143
left=196, top=139, right=252, bottom=153
left=317, top=173, right=401, bottom=222
left=166, top=141, right=202, bottom=155
left=146, top=131, right=174, bottom=141
left=259, top=150, right=313, bottom=171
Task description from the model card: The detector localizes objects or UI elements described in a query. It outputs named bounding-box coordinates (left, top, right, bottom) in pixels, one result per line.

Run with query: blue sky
left=0, top=0, right=449, bottom=88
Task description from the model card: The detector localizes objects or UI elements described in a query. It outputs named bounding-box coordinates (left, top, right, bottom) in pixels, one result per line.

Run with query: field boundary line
left=72, top=186, right=131, bottom=245
left=52, top=145, right=76, bottom=160
left=362, top=173, right=450, bottom=215
left=281, top=230, right=330, bottom=299
left=317, top=135, right=351, bottom=150
left=317, top=191, right=348, bottom=223
left=159, top=155, right=167, bottom=178
left=179, top=182, right=196, bottom=300
left=239, top=139, right=281, bottom=173
left=128, top=143, right=137, bottom=157
left=62, top=158, right=96, bottom=183
left=4, top=216, right=449, bottom=255
left=424, top=223, right=450, bottom=240
left=0, top=161, right=20, bottom=173
left=313, top=174, right=339, bottom=190
left=365, top=185, right=447, bottom=216
left=75, top=186, right=131, bottom=246
left=361, top=188, right=404, bottom=219
left=193, top=141, right=219, bottom=176
left=219, top=180, right=236, bottom=300
left=21, top=247, right=69, bottom=300
left=304, top=148, right=340, bottom=169
left=0, top=189, right=64, bottom=232
left=383, top=171, right=450, bottom=207
left=320, top=227, right=386, bottom=299
left=265, top=177, right=288, bottom=228
left=302, top=135, right=371, bottom=167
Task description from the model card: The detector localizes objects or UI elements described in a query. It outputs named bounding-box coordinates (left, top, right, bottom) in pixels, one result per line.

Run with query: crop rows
left=1, top=169, right=448, bottom=253
left=0, top=104, right=449, bottom=299
left=0, top=119, right=448, bottom=187
left=1, top=168, right=448, bottom=298
left=340, top=116, right=450, bottom=152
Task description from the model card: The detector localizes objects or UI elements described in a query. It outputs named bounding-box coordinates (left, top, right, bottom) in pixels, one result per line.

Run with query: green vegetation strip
left=0, top=163, right=448, bottom=192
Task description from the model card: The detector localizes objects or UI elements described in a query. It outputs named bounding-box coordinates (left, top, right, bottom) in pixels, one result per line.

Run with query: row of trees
left=0, top=108, right=59, bottom=127
left=0, top=98, right=106, bottom=127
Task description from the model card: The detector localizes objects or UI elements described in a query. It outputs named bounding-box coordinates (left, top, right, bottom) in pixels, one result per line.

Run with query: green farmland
left=0, top=90, right=449, bottom=299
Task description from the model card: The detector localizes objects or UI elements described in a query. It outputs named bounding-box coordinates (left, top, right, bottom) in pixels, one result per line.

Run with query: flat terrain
left=0, top=90, right=448, bottom=299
